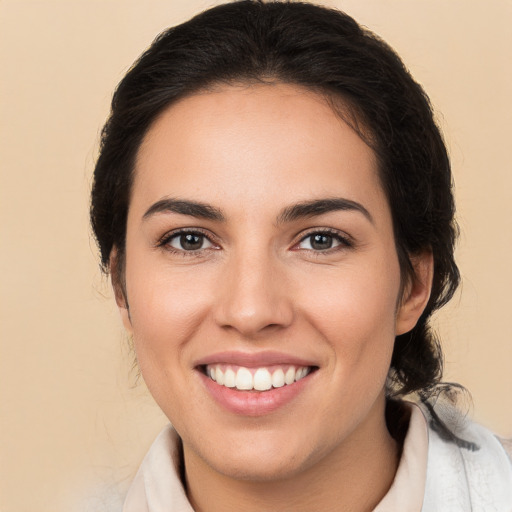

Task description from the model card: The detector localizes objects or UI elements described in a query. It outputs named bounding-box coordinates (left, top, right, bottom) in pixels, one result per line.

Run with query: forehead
left=131, top=83, right=387, bottom=221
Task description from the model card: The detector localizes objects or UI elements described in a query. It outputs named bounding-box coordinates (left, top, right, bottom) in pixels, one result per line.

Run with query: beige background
left=1, top=0, right=511, bottom=510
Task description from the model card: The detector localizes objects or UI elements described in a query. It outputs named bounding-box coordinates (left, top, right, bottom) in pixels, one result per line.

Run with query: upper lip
left=194, top=350, right=319, bottom=368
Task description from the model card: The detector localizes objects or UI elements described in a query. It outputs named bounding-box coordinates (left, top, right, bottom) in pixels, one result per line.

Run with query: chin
left=207, top=449, right=311, bottom=482
left=184, top=424, right=326, bottom=483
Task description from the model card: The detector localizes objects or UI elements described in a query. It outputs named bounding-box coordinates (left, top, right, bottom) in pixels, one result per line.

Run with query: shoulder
left=497, top=436, right=512, bottom=461
left=417, top=401, right=512, bottom=512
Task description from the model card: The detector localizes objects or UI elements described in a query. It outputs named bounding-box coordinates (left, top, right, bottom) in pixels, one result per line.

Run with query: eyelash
left=157, top=228, right=219, bottom=257
left=294, top=228, right=353, bottom=254
left=157, top=228, right=353, bottom=256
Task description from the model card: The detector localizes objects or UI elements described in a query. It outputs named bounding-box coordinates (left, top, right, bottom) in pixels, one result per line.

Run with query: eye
left=296, top=231, right=351, bottom=251
left=165, top=231, right=214, bottom=251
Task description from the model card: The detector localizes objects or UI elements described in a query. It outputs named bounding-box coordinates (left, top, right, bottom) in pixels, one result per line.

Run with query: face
left=117, top=83, right=430, bottom=482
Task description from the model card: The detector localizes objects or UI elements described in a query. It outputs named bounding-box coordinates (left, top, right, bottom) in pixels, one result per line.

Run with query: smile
left=205, top=364, right=312, bottom=391
left=196, top=352, right=319, bottom=415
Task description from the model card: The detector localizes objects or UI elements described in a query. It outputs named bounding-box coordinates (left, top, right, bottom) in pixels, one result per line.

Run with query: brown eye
left=310, top=234, right=334, bottom=250
left=167, top=232, right=213, bottom=251
left=297, top=231, right=351, bottom=251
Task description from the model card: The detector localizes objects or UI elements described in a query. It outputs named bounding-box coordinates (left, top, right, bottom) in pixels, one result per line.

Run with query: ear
left=110, top=247, right=133, bottom=335
left=395, top=251, right=433, bottom=335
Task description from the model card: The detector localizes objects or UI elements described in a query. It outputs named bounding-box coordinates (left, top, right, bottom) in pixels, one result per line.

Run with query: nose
left=213, top=250, right=294, bottom=338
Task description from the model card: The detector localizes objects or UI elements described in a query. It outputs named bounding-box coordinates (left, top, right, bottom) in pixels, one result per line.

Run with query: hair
left=91, top=1, right=460, bottom=415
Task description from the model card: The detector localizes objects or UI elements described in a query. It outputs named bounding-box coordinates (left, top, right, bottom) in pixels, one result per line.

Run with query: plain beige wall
left=1, top=1, right=511, bottom=510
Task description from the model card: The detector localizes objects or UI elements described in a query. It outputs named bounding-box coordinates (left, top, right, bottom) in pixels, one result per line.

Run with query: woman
left=90, top=1, right=512, bottom=510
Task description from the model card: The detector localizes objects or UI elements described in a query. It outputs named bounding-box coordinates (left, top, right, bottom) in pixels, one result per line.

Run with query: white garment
left=123, top=403, right=512, bottom=512
left=421, top=409, right=512, bottom=511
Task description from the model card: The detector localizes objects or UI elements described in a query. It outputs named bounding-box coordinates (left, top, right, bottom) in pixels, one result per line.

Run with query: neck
left=184, top=398, right=401, bottom=512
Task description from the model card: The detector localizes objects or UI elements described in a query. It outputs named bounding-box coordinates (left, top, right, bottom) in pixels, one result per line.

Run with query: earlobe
left=109, top=247, right=133, bottom=335
left=118, top=305, right=133, bottom=335
left=395, top=251, right=433, bottom=335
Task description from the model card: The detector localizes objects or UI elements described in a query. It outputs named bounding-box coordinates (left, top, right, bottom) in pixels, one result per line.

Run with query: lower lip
left=199, top=371, right=313, bottom=416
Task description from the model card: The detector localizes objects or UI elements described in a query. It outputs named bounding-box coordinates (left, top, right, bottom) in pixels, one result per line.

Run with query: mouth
left=194, top=351, right=319, bottom=415
left=201, top=364, right=316, bottom=392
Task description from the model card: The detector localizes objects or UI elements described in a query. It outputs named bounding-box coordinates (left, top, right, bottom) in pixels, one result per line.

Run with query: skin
left=115, top=83, right=432, bottom=512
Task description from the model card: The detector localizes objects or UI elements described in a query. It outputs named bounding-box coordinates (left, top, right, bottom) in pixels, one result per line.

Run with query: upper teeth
left=206, top=365, right=311, bottom=391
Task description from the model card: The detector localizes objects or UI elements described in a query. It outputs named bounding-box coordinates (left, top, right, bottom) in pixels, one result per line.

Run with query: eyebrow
left=276, top=198, right=374, bottom=225
left=142, top=197, right=373, bottom=224
left=143, top=198, right=225, bottom=222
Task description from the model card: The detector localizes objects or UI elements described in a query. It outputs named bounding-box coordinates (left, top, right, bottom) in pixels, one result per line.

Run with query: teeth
left=295, top=367, right=308, bottom=381
left=206, top=364, right=311, bottom=391
left=271, top=368, right=285, bottom=388
left=253, top=368, right=272, bottom=391
left=224, top=368, right=236, bottom=388
left=285, top=367, right=295, bottom=385
left=215, top=367, right=225, bottom=385
left=235, top=367, right=253, bottom=390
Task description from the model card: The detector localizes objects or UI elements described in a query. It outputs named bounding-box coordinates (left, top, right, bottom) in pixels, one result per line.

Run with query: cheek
left=296, top=259, right=400, bottom=374
left=123, top=249, right=217, bottom=377
left=128, top=269, right=213, bottom=341
left=124, top=265, right=217, bottom=420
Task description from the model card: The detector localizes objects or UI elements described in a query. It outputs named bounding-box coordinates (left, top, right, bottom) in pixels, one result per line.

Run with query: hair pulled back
left=91, top=0, right=459, bottom=401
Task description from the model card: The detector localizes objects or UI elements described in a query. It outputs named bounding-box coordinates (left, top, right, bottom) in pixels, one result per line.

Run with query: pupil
left=311, top=234, right=332, bottom=250
left=181, top=233, right=203, bottom=250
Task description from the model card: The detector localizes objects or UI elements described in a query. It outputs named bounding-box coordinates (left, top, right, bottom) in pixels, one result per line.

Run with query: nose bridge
left=214, top=244, right=293, bottom=336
